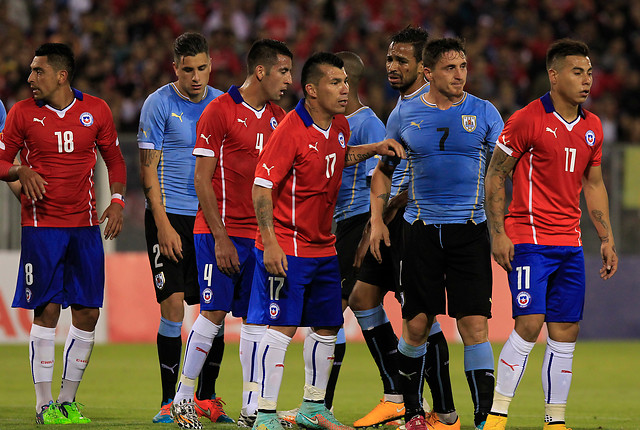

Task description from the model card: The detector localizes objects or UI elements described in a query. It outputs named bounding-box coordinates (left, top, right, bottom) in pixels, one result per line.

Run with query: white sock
left=492, top=330, right=535, bottom=414
left=174, top=315, right=220, bottom=403
left=58, top=325, right=95, bottom=403
left=542, top=339, right=575, bottom=423
left=240, top=323, right=266, bottom=415
left=257, top=329, right=291, bottom=411
left=303, top=331, right=336, bottom=401
left=30, top=324, right=56, bottom=411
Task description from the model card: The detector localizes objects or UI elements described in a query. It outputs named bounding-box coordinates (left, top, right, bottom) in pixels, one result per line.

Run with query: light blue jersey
left=137, top=83, right=223, bottom=216
left=0, top=99, right=6, bottom=131
left=388, top=91, right=503, bottom=224
left=386, top=83, right=429, bottom=197
left=334, top=106, right=385, bottom=222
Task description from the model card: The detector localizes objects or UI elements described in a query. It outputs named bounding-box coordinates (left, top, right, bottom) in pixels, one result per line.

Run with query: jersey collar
left=35, top=87, right=83, bottom=108
left=540, top=92, right=585, bottom=119
left=295, top=98, right=314, bottom=127
left=228, top=85, right=244, bottom=104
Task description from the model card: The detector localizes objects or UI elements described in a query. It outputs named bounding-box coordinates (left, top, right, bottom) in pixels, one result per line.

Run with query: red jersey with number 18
left=0, top=89, right=126, bottom=228
left=192, top=86, right=286, bottom=238
left=497, top=93, right=603, bottom=246
left=253, top=99, right=350, bottom=257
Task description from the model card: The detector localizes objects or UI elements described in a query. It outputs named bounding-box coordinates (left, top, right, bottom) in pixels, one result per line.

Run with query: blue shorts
left=12, top=226, right=105, bottom=309
left=508, top=244, right=585, bottom=322
left=246, top=249, right=344, bottom=327
left=194, top=234, right=255, bottom=317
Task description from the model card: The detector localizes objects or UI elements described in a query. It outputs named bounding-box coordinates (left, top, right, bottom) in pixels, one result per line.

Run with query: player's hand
left=16, top=165, right=47, bottom=200
left=215, top=234, right=240, bottom=275
left=157, top=222, right=183, bottom=263
left=263, top=241, right=288, bottom=277
left=491, top=232, right=514, bottom=272
left=373, top=138, right=406, bottom=159
left=353, top=222, right=371, bottom=269
left=599, top=241, right=618, bottom=280
left=99, top=203, right=123, bottom=240
left=369, top=219, right=390, bottom=264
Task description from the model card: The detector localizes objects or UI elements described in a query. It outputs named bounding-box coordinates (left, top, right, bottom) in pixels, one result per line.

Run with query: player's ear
left=256, top=64, right=265, bottom=82
left=305, top=82, right=317, bottom=99
left=548, top=68, right=557, bottom=86
left=58, top=69, right=69, bottom=85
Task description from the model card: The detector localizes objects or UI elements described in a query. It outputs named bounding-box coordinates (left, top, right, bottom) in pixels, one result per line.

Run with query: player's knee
left=348, top=282, right=381, bottom=310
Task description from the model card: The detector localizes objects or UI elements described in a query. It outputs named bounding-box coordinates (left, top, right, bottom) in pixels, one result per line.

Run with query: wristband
left=111, top=193, right=125, bottom=208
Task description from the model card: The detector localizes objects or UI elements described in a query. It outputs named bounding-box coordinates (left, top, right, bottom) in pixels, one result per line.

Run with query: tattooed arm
left=583, top=164, right=618, bottom=279
left=485, top=147, right=518, bottom=272
left=139, top=148, right=183, bottom=262
left=345, top=138, right=405, bottom=166
left=252, top=184, right=288, bottom=277
left=369, top=161, right=395, bottom=263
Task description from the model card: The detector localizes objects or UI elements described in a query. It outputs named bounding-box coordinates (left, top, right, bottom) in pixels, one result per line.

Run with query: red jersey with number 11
left=497, top=93, right=602, bottom=246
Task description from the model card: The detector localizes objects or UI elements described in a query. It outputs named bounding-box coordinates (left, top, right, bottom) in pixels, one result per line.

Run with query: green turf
left=0, top=341, right=639, bottom=429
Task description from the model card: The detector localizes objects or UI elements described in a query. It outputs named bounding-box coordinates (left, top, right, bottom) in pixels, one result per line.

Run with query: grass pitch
left=0, top=341, right=639, bottom=429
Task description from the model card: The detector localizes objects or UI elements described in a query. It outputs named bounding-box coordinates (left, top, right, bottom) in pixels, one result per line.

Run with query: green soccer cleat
left=253, top=412, right=285, bottom=430
left=295, top=401, right=353, bottom=430
left=35, top=401, right=72, bottom=425
left=59, top=401, right=91, bottom=424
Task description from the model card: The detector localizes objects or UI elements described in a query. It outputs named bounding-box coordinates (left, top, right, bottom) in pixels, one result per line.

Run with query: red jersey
left=0, top=89, right=126, bottom=227
left=254, top=99, right=350, bottom=257
left=193, top=86, right=286, bottom=238
left=497, top=93, right=602, bottom=246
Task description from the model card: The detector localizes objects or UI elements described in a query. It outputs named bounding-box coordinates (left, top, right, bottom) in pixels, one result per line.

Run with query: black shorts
left=400, top=220, right=492, bottom=320
left=145, top=210, right=199, bottom=305
left=356, top=207, right=405, bottom=294
left=335, top=212, right=370, bottom=299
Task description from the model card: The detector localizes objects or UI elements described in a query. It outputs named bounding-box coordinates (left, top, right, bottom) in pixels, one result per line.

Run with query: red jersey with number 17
left=0, top=89, right=126, bottom=227
left=254, top=99, right=350, bottom=257
left=497, top=93, right=603, bottom=246
left=192, top=85, right=286, bottom=238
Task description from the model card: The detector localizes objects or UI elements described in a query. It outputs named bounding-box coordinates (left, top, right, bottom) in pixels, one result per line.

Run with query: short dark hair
left=173, top=32, right=209, bottom=63
left=422, top=38, right=466, bottom=69
left=546, top=39, right=589, bottom=70
left=336, top=51, right=364, bottom=85
left=301, top=52, right=344, bottom=97
left=247, top=39, right=293, bottom=75
left=390, top=26, right=429, bottom=62
left=35, top=43, right=75, bottom=80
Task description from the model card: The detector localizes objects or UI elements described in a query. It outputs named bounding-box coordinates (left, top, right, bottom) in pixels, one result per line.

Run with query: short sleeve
left=137, top=92, right=167, bottom=150
left=193, top=99, right=229, bottom=158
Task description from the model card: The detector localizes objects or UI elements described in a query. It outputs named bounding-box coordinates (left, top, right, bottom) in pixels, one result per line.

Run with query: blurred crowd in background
left=1, top=0, right=639, bottom=143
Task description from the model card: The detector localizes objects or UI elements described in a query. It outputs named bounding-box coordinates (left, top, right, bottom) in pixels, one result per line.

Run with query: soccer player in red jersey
left=169, top=39, right=293, bottom=430
left=484, top=39, right=618, bottom=430
left=247, top=52, right=404, bottom=430
left=0, top=43, right=126, bottom=424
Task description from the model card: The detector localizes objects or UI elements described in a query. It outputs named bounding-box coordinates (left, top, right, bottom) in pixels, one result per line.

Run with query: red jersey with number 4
left=0, top=89, right=126, bottom=227
left=192, top=86, right=286, bottom=238
left=497, top=93, right=603, bottom=246
left=253, top=99, right=350, bottom=257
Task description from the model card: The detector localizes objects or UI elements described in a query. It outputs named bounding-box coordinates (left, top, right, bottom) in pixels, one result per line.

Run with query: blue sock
left=353, top=304, right=389, bottom=330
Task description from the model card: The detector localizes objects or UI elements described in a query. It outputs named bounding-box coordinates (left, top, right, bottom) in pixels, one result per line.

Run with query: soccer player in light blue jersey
left=370, top=38, right=504, bottom=430
left=351, top=28, right=459, bottom=430
left=138, top=32, right=230, bottom=424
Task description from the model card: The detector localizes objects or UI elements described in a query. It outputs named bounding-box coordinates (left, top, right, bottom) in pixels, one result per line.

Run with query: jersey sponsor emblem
left=516, top=291, right=531, bottom=308
left=462, top=115, right=477, bottom=132
left=33, top=117, right=46, bottom=126
left=270, top=116, right=278, bottom=130
left=237, top=117, right=248, bottom=127
left=154, top=272, right=165, bottom=290
left=545, top=127, right=558, bottom=138
left=80, top=112, right=94, bottom=127
left=139, top=127, right=149, bottom=138
left=262, top=163, right=275, bottom=175
left=171, top=112, right=184, bottom=122
left=585, top=130, right=596, bottom=146
left=203, top=288, right=213, bottom=303
left=200, top=134, right=211, bottom=145
left=269, top=302, right=280, bottom=319
left=309, top=142, right=319, bottom=152
left=25, top=288, right=32, bottom=302
left=338, top=132, right=346, bottom=148
left=410, top=120, right=423, bottom=130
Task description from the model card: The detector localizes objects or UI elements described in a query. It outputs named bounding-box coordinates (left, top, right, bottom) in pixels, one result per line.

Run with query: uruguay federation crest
left=338, top=132, right=346, bottom=148
left=462, top=115, right=477, bottom=132
left=80, top=112, right=94, bottom=127
left=516, top=291, right=531, bottom=308
left=270, top=116, right=278, bottom=130
left=585, top=130, right=596, bottom=146
left=202, top=288, right=213, bottom=304
left=154, top=272, right=165, bottom=290
left=269, top=302, right=280, bottom=319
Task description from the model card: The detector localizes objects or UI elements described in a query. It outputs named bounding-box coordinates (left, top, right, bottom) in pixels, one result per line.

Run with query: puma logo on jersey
left=161, top=363, right=179, bottom=374
left=200, top=134, right=211, bottom=144
left=545, top=127, right=558, bottom=138
left=262, top=163, right=275, bottom=175
left=500, top=135, right=510, bottom=146
left=140, top=128, right=149, bottom=138
left=237, top=117, right=248, bottom=127
left=410, top=120, right=423, bottom=129
left=171, top=112, right=184, bottom=122
left=33, top=117, right=46, bottom=126
left=309, top=142, right=319, bottom=152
